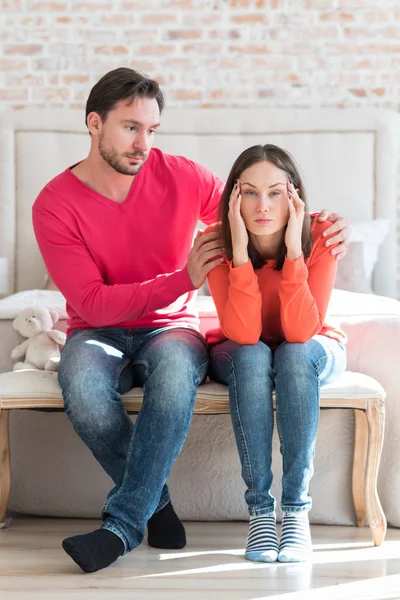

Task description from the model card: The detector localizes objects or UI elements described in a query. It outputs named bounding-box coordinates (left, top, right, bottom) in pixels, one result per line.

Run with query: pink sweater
left=33, top=148, right=224, bottom=335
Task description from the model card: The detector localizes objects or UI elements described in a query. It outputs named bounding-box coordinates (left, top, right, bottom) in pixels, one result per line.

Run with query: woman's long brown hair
left=218, top=144, right=313, bottom=270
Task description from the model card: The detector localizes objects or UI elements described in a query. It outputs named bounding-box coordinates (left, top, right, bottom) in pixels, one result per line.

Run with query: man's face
left=92, top=97, right=160, bottom=176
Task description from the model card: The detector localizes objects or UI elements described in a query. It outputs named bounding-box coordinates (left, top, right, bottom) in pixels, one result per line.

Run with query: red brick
left=320, top=12, right=355, bottom=21
left=184, top=42, right=224, bottom=54
left=33, top=57, right=71, bottom=70
left=209, top=29, right=242, bottom=40
left=142, top=14, right=178, bottom=24
left=139, top=45, right=175, bottom=55
left=2, top=0, right=23, bottom=9
left=74, top=2, right=110, bottom=10
left=0, top=58, right=29, bottom=70
left=160, top=58, right=195, bottom=69
left=126, top=60, right=158, bottom=72
left=28, top=1, right=68, bottom=9
left=21, top=16, right=44, bottom=25
left=210, top=89, right=252, bottom=100
left=349, top=88, right=367, bottom=98
left=166, top=29, right=202, bottom=40
left=258, top=89, right=275, bottom=98
left=6, top=74, right=45, bottom=86
left=232, top=13, right=267, bottom=23
left=251, top=57, right=293, bottom=69
left=228, top=43, right=269, bottom=54
left=0, top=89, right=28, bottom=101
left=173, top=89, right=203, bottom=100
left=63, top=74, right=90, bottom=84
left=32, top=87, right=70, bottom=101
left=230, top=0, right=251, bottom=6
left=94, top=46, right=129, bottom=55
left=55, top=15, right=89, bottom=24
left=4, top=44, right=43, bottom=55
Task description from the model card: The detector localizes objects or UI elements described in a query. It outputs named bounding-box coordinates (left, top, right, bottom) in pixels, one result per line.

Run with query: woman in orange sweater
left=206, top=144, right=347, bottom=564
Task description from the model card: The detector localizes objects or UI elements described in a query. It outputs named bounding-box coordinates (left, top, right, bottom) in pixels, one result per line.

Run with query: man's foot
left=245, top=513, right=279, bottom=563
left=147, top=502, right=186, bottom=549
left=62, top=528, right=124, bottom=573
left=278, top=511, right=312, bottom=562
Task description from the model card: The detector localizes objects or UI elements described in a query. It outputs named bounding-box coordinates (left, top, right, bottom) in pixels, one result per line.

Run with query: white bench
left=0, top=368, right=386, bottom=545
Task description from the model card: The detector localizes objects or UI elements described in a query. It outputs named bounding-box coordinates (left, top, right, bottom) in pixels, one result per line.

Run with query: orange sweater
left=205, top=219, right=346, bottom=348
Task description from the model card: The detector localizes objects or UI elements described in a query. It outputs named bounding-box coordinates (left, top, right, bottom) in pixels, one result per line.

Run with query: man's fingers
left=193, top=230, right=222, bottom=249
left=204, top=256, right=224, bottom=274
left=324, top=227, right=350, bottom=248
left=317, top=209, right=330, bottom=222
left=322, top=216, right=349, bottom=237
left=329, top=239, right=349, bottom=256
left=196, top=238, right=224, bottom=256
left=199, top=247, right=225, bottom=265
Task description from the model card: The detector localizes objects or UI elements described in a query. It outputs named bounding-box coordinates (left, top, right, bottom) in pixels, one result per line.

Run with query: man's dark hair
left=85, top=67, right=165, bottom=127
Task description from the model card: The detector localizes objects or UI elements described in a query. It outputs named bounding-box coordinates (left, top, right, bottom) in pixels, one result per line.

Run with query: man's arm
left=33, top=207, right=196, bottom=327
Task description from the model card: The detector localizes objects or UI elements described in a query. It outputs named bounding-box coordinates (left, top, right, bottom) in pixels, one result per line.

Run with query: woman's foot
left=278, top=511, right=312, bottom=562
left=245, top=513, right=279, bottom=563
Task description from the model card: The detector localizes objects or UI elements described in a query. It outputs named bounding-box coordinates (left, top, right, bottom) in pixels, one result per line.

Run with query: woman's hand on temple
left=285, top=180, right=305, bottom=261
left=229, top=180, right=249, bottom=267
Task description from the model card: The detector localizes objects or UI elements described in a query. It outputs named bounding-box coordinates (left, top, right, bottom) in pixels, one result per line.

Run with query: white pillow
left=0, top=289, right=67, bottom=320
left=350, top=218, right=390, bottom=282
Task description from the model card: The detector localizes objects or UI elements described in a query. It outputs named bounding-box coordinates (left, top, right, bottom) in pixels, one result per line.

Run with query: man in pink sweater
left=32, top=68, right=350, bottom=573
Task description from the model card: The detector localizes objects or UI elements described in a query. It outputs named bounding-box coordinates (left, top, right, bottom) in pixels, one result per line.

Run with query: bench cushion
left=0, top=369, right=385, bottom=413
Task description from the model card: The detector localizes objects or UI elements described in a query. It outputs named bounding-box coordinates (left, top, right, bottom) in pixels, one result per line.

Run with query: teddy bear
left=11, top=306, right=66, bottom=371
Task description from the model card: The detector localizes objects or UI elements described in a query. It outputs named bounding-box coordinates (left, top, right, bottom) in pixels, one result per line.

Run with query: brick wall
left=1, top=0, right=400, bottom=296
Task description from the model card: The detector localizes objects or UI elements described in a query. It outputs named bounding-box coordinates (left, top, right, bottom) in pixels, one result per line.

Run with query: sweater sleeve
left=33, top=206, right=195, bottom=328
left=207, top=258, right=263, bottom=345
left=279, top=222, right=339, bottom=343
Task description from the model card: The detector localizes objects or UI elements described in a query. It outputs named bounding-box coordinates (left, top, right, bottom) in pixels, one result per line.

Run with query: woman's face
left=238, top=160, right=291, bottom=237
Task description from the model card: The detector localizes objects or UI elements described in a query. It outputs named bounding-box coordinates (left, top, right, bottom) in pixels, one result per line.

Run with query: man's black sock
left=147, top=502, right=186, bottom=549
left=62, top=529, right=124, bottom=573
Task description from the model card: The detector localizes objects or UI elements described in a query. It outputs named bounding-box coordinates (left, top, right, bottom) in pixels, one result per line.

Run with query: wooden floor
left=1, top=518, right=400, bottom=600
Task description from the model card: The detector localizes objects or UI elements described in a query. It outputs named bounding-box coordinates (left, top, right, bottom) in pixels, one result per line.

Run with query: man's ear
left=87, top=111, right=102, bottom=136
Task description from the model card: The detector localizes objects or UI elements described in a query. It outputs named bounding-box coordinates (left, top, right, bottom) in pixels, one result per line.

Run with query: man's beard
left=98, top=135, right=147, bottom=176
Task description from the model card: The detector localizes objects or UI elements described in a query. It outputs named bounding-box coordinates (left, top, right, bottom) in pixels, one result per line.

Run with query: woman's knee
left=210, top=340, right=273, bottom=387
left=274, top=341, right=315, bottom=376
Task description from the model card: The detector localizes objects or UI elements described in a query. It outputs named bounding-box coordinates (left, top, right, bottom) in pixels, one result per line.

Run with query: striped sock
left=245, top=513, right=279, bottom=563
left=278, top=511, right=312, bottom=563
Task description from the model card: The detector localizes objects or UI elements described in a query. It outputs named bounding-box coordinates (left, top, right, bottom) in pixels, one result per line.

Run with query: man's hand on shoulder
left=317, top=210, right=350, bottom=260
left=187, top=230, right=225, bottom=288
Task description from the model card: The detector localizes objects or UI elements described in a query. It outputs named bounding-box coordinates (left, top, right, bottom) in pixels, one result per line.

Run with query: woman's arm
left=280, top=221, right=339, bottom=343
left=207, top=259, right=263, bottom=345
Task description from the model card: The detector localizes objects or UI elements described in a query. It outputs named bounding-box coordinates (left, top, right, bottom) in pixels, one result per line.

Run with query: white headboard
left=0, top=108, right=399, bottom=297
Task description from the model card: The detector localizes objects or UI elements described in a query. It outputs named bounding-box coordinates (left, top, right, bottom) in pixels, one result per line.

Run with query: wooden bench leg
left=365, top=398, right=386, bottom=546
left=0, top=409, right=11, bottom=528
left=352, top=409, right=368, bottom=527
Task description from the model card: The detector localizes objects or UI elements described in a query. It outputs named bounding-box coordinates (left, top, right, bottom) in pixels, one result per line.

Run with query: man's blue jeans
left=58, top=326, right=208, bottom=553
left=209, top=335, right=347, bottom=515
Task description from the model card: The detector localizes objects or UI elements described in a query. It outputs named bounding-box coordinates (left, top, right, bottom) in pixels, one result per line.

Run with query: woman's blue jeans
left=209, top=335, right=347, bottom=515
left=58, top=326, right=208, bottom=553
